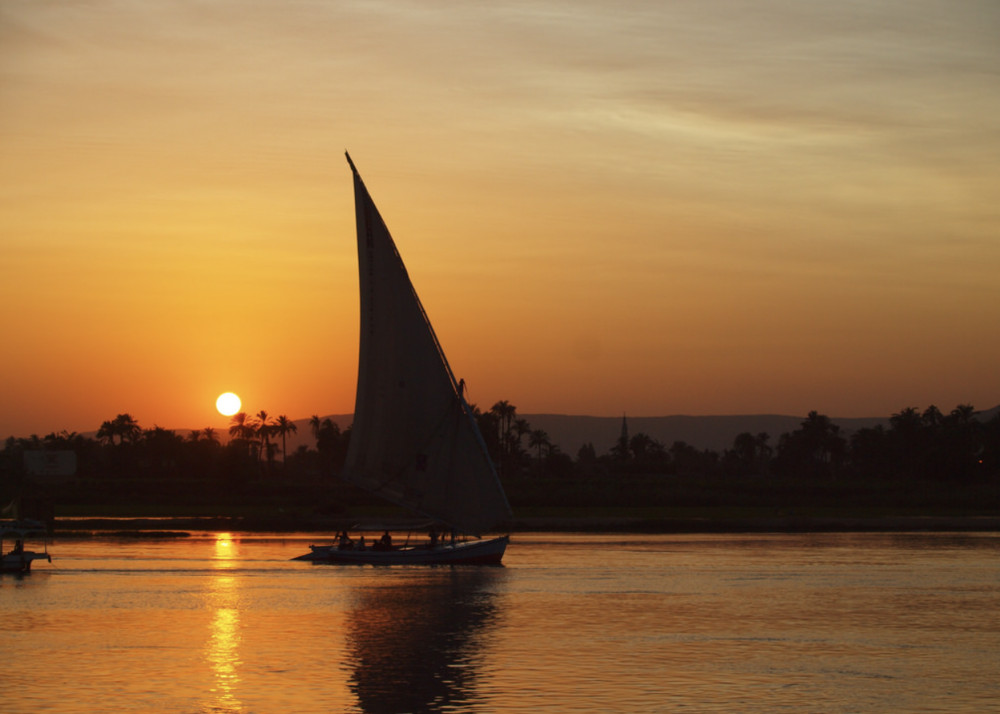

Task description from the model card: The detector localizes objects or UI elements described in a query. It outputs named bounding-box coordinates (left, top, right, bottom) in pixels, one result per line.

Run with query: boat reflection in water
left=204, top=533, right=243, bottom=713
left=346, top=567, right=505, bottom=712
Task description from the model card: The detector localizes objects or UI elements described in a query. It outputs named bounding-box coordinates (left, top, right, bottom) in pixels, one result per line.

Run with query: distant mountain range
left=527, top=405, right=999, bottom=453
left=520, top=414, right=888, bottom=454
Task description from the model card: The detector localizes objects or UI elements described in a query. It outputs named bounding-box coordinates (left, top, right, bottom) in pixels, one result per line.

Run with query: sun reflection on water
left=205, top=533, right=243, bottom=712
left=213, top=532, right=237, bottom=569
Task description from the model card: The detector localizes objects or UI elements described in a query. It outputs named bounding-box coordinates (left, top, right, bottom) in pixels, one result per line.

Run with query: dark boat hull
left=294, top=535, right=508, bottom=565
left=1, top=551, right=51, bottom=573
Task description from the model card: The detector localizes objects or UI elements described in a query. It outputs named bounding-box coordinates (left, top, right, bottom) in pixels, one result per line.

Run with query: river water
left=2, top=531, right=996, bottom=713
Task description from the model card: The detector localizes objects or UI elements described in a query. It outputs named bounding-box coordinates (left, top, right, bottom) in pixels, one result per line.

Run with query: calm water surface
left=2, top=532, right=997, bottom=713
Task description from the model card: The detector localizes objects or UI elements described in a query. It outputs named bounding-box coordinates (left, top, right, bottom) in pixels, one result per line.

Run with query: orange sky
left=2, top=1, right=999, bottom=439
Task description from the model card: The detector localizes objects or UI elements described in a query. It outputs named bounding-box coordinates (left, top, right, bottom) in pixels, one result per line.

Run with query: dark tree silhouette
left=489, top=401, right=523, bottom=475
left=97, top=413, right=141, bottom=446
left=528, top=429, right=551, bottom=462
left=251, top=410, right=277, bottom=468
left=723, top=431, right=771, bottom=476
left=274, top=415, right=297, bottom=464
left=774, top=411, right=845, bottom=478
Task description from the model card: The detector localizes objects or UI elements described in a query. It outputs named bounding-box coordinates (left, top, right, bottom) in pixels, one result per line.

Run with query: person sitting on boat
left=377, top=530, right=393, bottom=550
left=356, top=535, right=366, bottom=551
left=337, top=531, right=352, bottom=550
left=428, top=526, right=439, bottom=549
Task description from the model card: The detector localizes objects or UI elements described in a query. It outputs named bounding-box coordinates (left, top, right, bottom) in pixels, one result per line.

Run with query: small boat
left=296, top=154, right=512, bottom=565
left=1, top=519, right=52, bottom=573
left=300, top=530, right=509, bottom=566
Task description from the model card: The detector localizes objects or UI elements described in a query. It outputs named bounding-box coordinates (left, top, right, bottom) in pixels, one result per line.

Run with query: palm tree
left=98, top=414, right=140, bottom=445
left=229, top=412, right=254, bottom=457
left=309, top=415, right=323, bottom=444
left=97, top=420, right=116, bottom=446
left=728, top=432, right=766, bottom=475
left=274, top=415, right=297, bottom=463
left=514, top=418, right=530, bottom=454
left=315, top=418, right=341, bottom=452
left=528, top=429, right=550, bottom=461
left=202, top=427, right=219, bottom=444
left=942, top=404, right=981, bottom=481
left=113, top=413, right=141, bottom=444
left=229, top=412, right=250, bottom=439
left=253, top=410, right=276, bottom=468
left=949, top=404, right=976, bottom=425
left=922, top=405, right=944, bottom=428
left=490, top=401, right=515, bottom=447
left=490, top=401, right=517, bottom=475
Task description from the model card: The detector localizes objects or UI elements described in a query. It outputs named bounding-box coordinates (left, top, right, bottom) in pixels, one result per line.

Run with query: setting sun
left=216, top=392, right=241, bottom=417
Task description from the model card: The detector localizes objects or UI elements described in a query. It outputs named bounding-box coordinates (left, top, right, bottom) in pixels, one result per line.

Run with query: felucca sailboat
left=296, top=153, right=511, bottom=565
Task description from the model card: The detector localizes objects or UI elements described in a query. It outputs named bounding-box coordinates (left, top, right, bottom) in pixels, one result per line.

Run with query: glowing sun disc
left=216, top=392, right=241, bottom=416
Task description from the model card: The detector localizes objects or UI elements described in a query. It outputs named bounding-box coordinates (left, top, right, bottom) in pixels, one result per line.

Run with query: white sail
left=341, top=153, right=511, bottom=535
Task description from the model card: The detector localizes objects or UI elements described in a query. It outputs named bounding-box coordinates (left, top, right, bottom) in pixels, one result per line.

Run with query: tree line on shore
left=3, top=401, right=998, bottom=485
left=2, top=402, right=998, bottom=520
left=605, top=404, right=999, bottom=484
